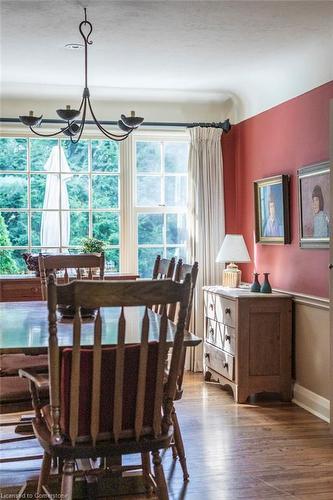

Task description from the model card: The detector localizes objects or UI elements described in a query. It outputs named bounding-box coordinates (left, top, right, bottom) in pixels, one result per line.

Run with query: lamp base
left=222, top=262, right=241, bottom=288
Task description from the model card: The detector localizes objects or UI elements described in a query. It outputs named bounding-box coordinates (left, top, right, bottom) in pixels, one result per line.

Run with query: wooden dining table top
left=0, top=301, right=201, bottom=354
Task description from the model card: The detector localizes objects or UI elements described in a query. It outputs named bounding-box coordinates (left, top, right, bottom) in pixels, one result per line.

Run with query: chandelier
left=19, top=9, right=144, bottom=143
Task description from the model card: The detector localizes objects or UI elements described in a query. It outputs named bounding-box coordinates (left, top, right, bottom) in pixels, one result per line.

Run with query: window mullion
left=27, top=138, right=31, bottom=252
left=119, top=135, right=135, bottom=273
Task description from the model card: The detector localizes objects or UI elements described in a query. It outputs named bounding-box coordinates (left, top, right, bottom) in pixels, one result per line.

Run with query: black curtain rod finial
left=187, top=118, right=232, bottom=133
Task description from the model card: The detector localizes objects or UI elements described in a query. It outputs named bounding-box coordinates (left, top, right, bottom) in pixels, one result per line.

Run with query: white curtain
left=187, top=127, right=225, bottom=371
left=41, top=146, right=72, bottom=249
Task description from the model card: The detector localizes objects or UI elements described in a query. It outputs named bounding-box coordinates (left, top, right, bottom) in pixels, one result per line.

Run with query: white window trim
left=126, top=131, right=190, bottom=274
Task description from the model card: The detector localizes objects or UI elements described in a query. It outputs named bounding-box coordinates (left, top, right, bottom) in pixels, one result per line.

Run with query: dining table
left=0, top=301, right=202, bottom=353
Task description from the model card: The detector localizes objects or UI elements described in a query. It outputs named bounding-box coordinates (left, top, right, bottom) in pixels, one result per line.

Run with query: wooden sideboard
left=0, top=274, right=140, bottom=302
left=203, top=286, right=292, bottom=403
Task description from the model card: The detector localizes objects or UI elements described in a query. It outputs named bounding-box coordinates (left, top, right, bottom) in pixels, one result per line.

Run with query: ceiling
left=1, top=0, right=332, bottom=121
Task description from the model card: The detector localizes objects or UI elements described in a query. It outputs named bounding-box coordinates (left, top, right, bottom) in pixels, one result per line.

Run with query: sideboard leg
left=235, top=387, right=249, bottom=404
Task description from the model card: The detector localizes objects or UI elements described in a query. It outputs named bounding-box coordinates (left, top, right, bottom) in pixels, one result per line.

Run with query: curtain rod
left=0, top=117, right=231, bottom=132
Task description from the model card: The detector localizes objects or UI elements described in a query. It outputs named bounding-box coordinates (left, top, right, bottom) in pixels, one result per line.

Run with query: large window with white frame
left=0, top=132, right=190, bottom=276
left=134, top=138, right=189, bottom=277
left=0, top=137, right=120, bottom=273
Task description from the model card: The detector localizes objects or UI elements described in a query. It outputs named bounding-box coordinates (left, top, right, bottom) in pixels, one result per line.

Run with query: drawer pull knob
left=205, top=353, right=210, bottom=359
left=209, top=328, right=214, bottom=336
left=225, top=307, right=231, bottom=315
left=209, top=304, right=214, bottom=310
left=225, top=335, right=231, bottom=342
left=223, top=362, right=228, bottom=369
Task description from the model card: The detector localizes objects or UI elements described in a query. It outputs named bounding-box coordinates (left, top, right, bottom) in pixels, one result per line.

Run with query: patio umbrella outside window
left=41, top=146, right=72, bottom=250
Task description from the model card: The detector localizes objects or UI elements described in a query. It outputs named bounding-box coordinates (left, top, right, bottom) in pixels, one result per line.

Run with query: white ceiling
left=1, top=0, right=332, bottom=121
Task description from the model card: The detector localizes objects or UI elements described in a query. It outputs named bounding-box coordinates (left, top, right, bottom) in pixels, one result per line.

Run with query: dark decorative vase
left=250, top=273, right=261, bottom=292
left=260, top=273, right=272, bottom=293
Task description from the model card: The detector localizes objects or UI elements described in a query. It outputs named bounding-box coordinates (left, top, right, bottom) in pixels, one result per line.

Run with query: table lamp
left=216, top=234, right=251, bottom=287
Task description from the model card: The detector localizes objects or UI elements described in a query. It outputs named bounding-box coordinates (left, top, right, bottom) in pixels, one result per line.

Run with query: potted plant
left=81, top=237, right=105, bottom=254
left=80, top=237, right=105, bottom=279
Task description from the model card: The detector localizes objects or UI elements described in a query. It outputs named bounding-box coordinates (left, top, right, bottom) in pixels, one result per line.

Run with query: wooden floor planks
left=0, top=373, right=333, bottom=499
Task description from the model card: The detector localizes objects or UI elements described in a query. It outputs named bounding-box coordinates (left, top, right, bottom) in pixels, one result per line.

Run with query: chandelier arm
left=69, top=98, right=88, bottom=144
left=87, top=98, right=132, bottom=140
left=95, top=123, right=133, bottom=142
left=78, top=95, right=85, bottom=113
left=93, top=118, right=131, bottom=142
left=28, top=126, right=70, bottom=138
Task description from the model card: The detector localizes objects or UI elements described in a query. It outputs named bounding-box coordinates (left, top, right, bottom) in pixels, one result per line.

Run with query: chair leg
left=141, top=452, right=153, bottom=496
left=61, top=459, right=75, bottom=500
left=152, top=450, right=168, bottom=500
left=171, top=442, right=178, bottom=460
left=37, top=452, right=52, bottom=495
left=172, top=407, right=189, bottom=481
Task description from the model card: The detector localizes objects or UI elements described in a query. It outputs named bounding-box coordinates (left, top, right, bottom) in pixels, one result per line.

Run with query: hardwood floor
left=1, top=373, right=333, bottom=499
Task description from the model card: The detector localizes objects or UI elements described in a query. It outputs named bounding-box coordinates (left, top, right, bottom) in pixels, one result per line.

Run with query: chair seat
left=33, top=411, right=174, bottom=459
left=0, top=354, right=48, bottom=377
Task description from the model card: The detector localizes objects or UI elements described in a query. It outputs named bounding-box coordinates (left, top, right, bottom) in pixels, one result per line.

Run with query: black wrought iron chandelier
left=19, top=8, right=144, bottom=143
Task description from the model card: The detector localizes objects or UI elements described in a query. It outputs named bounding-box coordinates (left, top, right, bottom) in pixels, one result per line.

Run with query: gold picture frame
left=254, top=174, right=291, bottom=244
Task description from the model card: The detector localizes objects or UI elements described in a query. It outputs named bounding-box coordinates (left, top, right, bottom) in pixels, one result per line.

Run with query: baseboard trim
left=293, top=383, right=330, bottom=423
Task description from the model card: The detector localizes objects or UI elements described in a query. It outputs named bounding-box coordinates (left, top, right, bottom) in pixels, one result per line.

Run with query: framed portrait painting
left=254, top=174, right=290, bottom=244
left=298, top=161, right=330, bottom=248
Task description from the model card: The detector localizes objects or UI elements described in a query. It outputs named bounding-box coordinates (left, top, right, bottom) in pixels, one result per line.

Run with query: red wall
left=222, top=82, right=333, bottom=298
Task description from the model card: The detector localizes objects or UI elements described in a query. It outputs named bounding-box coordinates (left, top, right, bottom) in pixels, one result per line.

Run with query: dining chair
left=152, top=255, right=176, bottom=314
left=152, top=255, right=176, bottom=280
left=21, top=275, right=191, bottom=500
left=168, top=259, right=199, bottom=481
left=38, top=252, right=105, bottom=300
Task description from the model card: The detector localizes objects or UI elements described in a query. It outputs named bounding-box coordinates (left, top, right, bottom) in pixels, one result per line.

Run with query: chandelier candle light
left=216, top=234, right=251, bottom=288
left=19, top=8, right=144, bottom=143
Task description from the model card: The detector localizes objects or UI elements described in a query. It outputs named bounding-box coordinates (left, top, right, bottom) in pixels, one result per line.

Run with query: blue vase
left=250, top=273, right=261, bottom=292
left=260, top=273, right=272, bottom=293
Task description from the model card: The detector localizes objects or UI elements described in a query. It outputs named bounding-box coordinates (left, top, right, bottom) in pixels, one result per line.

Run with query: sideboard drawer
left=222, top=324, right=236, bottom=355
left=204, top=292, right=216, bottom=320
left=206, top=318, right=224, bottom=349
left=205, top=343, right=234, bottom=381
left=0, top=280, right=42, bottom=301
left=215, top=296, right=236, bottom=327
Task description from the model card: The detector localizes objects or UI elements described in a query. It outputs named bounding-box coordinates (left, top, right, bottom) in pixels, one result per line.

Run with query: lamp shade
left=216, top=234, right=251, bottom=263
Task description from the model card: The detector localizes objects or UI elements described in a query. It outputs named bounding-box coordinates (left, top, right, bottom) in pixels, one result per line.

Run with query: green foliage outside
left=0, top=138, right=120, bottom=274
left=0, top=138, right=188, bottom=276
left=0, top=212, right=18, bottom=274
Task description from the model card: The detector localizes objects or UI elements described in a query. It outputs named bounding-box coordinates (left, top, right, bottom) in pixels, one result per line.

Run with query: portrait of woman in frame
left=254, top=174, right=291, bottom=244
left=298, top=161, right=330, bottom=249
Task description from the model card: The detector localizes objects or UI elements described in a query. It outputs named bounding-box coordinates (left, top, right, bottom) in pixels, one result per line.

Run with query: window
left=135, top=139, right=189, bottom=277
left=0, top=133, right=190, bottom=276
left=0, top=137, right=120, bottom=273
